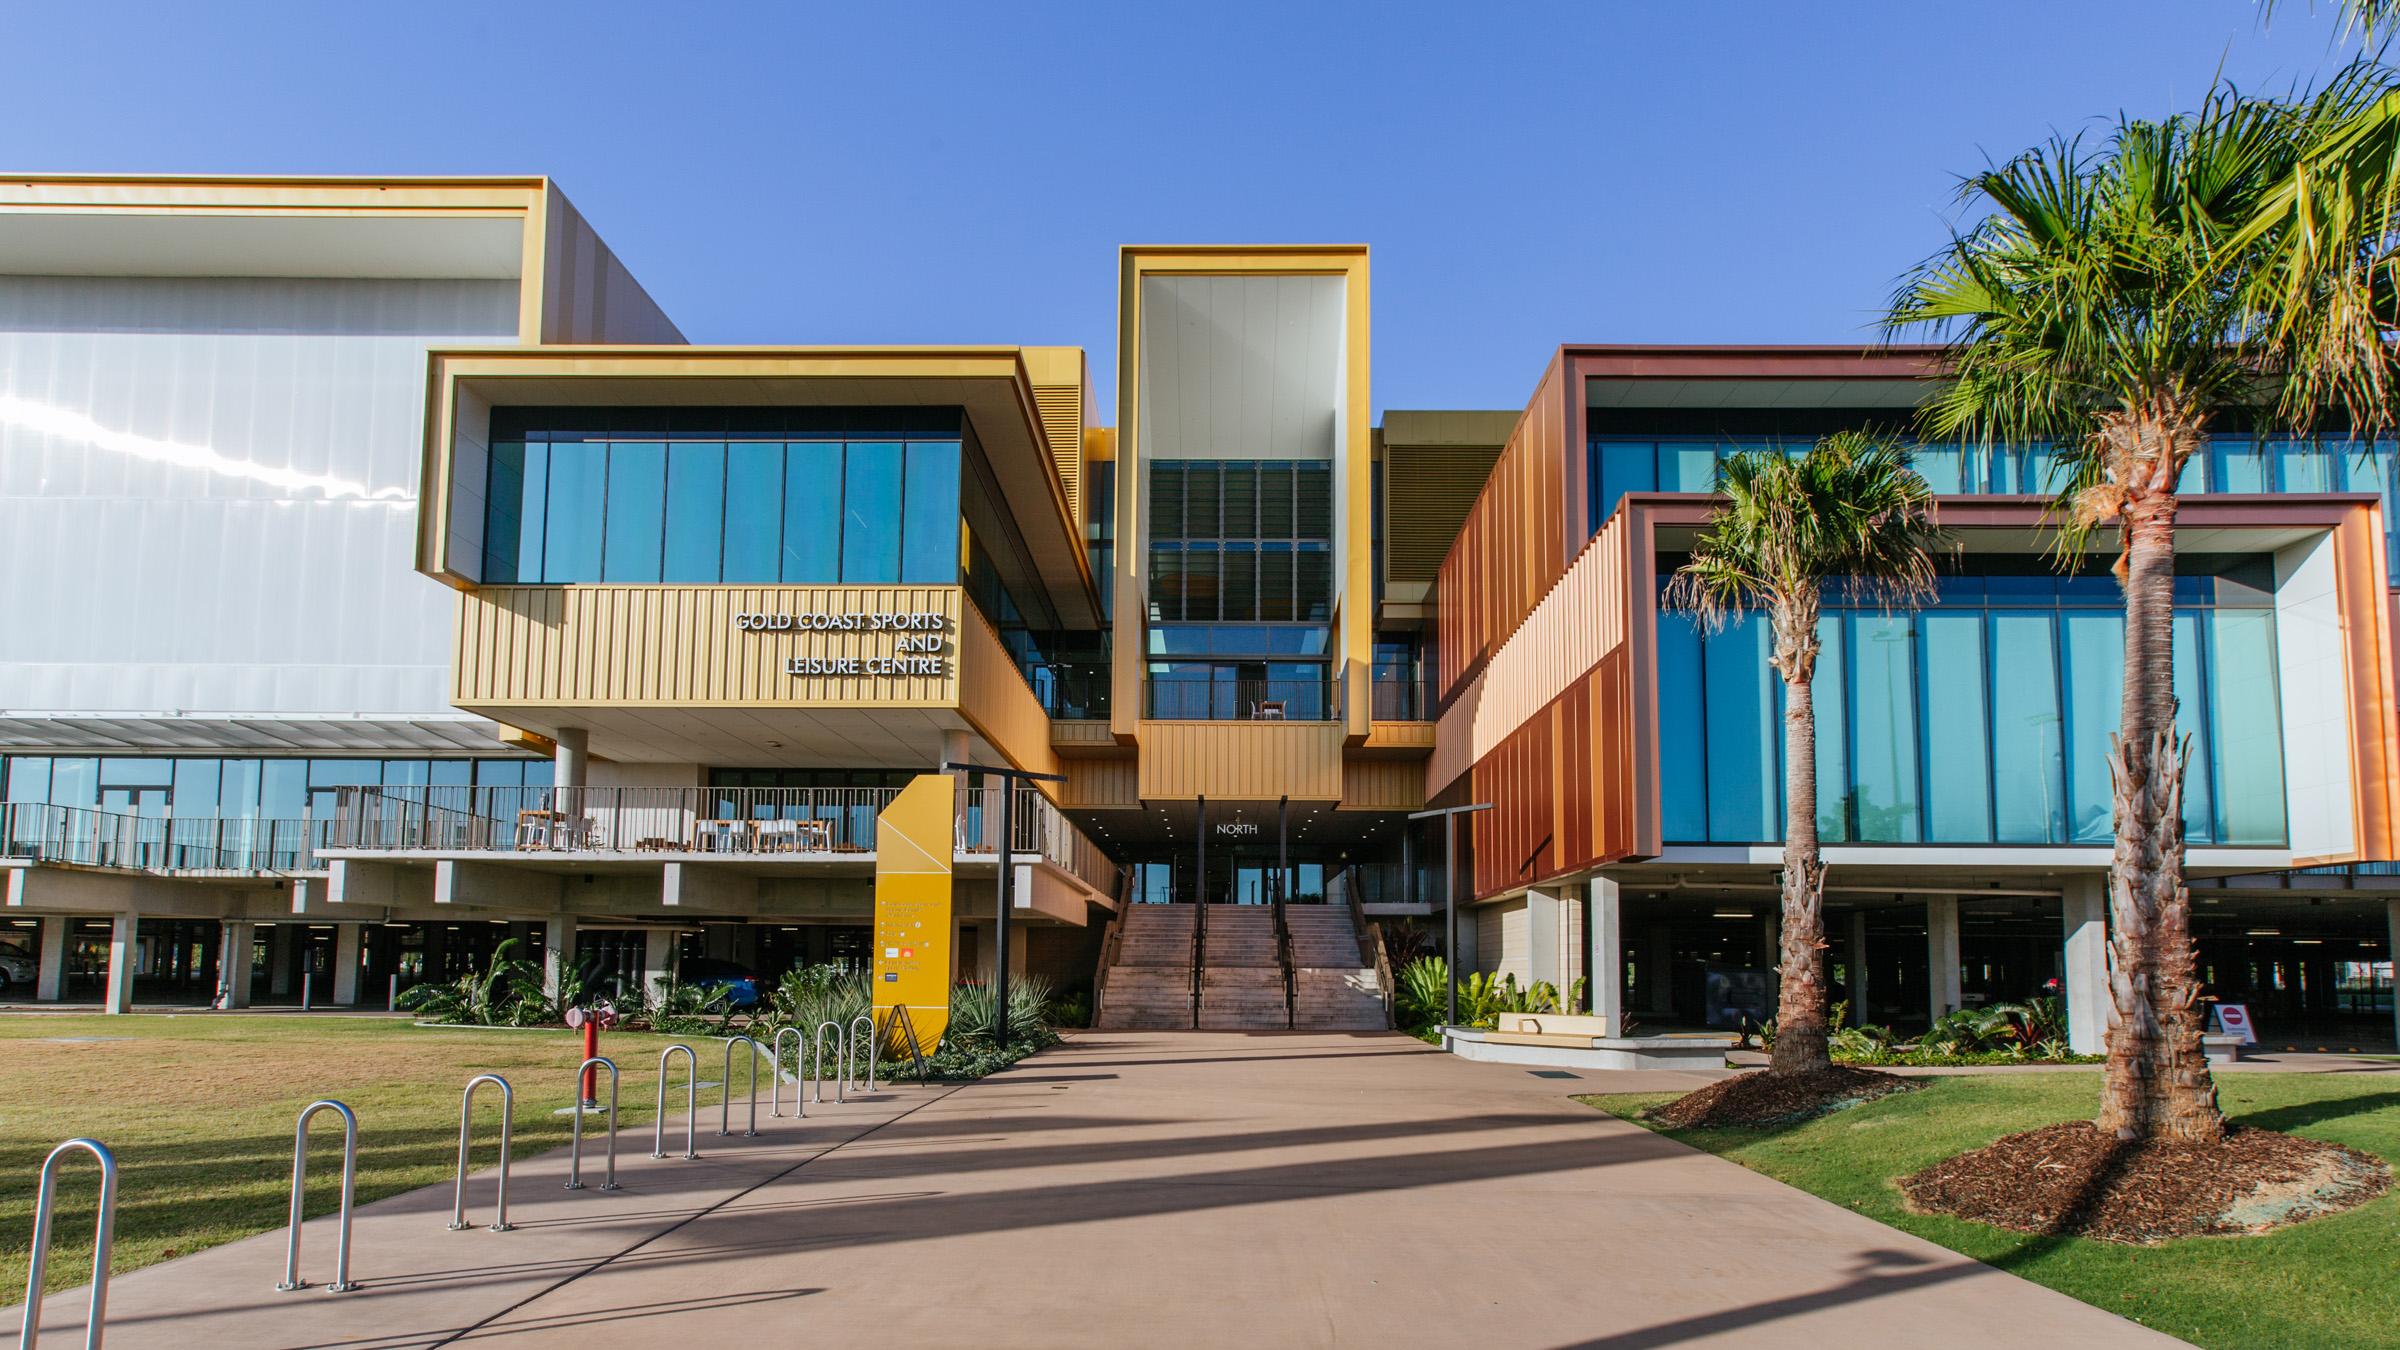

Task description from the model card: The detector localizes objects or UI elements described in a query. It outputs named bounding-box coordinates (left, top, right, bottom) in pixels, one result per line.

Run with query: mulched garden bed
left=1648, top=1064, right=1916, bottom=1128
left=1902, top=1120, right=2391, bottom=1243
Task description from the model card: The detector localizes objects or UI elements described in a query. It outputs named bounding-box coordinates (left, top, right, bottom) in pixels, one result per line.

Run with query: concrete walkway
left=5, top=1032, right=2183, bottom=1349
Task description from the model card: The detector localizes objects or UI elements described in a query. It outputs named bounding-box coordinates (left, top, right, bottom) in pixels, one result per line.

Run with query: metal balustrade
left=321, top=783, right=1115, bottom=894
left=18, top=1138, right=116, bottom=1350
left=0, top=803, right=322, bottom=874
left=279, top=1101, right=360, bottom=1293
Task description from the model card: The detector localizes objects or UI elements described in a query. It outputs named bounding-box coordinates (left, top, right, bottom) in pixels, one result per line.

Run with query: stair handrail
left=1271, top=873, right=1296, bottom=1030
left=1189, top=885, right=1206, bottom=1030
left=1092, top=867, right=1131, bottom=1022
left=1347, top=879, right=1396, bottom=1028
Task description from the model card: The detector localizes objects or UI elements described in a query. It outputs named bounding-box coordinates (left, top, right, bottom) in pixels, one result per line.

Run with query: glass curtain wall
left=1655, top=555, right=2287, bottom=847
left=1146, top=459, right=1336, bottom=719
left=1590, top=434, right=2400, bottom=578
left=484, top=407, right=963, bottom=586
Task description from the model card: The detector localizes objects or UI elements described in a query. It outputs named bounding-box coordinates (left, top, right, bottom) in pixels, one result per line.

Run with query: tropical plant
left=770, top=963, right=870, bottom=1037
left=644, top=974, right=737, bottom=1036
left=1394, top=955, right=1451, bottom=1030
left=1886, top=90, right=2359, bottom=1141
left=947, top=973, right=1054, bottom=1046
left=1664, top=434, right=1942, bottom=1077
left=398, top=937, right=542, bottom=1025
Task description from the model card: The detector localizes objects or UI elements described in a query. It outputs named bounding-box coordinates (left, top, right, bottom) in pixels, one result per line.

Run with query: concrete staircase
left=1096, top=905, right=1196, bottom=1030
left=1199, top=907, right=1287, bottom=1030
left=1286, top=907, right=1390, bottom=1031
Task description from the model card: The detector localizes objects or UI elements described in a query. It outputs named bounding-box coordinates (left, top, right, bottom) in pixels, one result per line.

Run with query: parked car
left=0, top=945, right=35, bottom=993
left=679, top=957, right=763, bottom=1010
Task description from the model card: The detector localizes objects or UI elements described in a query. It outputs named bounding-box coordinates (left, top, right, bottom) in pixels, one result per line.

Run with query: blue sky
left=3, top=2, right=2377, bottom=417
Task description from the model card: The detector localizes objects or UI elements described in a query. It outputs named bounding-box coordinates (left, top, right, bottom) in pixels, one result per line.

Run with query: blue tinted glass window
left=1988, top=613, right=2065, bottom=842
left=1848, top=614, right=1921, bottom=842
left=515, top=442, right=549, bottom=582
left=5, top=757, right=49, bottom=802
left=1914, top=443, right=1968, bottom=495
left=1591, top=441, right=1657, bottom=533
left=2173, top=612, right=2214, bottom=843
left=600, top=442, right=664, bottom=582
left=2274, top=438, right=2339, bottom=493
left=901, top=441, right=962, bottom=583
left=1918, top=612, right=1991, bottom=841
left=722, top=442, right=784, bottom=582
left=50, top=758, right=96, bottom=807
left=2210, top=437, right=2269, bottom=493
left=1660, top=442, right=1716, bottom=493
left=544, top=441, right=609, bottom=582
left=485, top=441, right=529, bottom=581
left=1809, top=615, right=1848, bottom=842
left=219, top=759, right=260, bottom=818
left=2060, top=611, right=2125, bottom=843
left=1657, top=613, right=1708, bottom=841
left=663, top=442, right=726, bottom=583
left=2207, top=609, right=2286, bottom=844
left=260, top=760, right=307, bottom=818
left=173, top=760, right=220, bottom=816
left=1705, top=614, right=1778, bottom=842
left=840, top=442, right=903, bottom=583
left=429, top=760, right=474, bottom=788
left=781, top=442, right=842, bottom=582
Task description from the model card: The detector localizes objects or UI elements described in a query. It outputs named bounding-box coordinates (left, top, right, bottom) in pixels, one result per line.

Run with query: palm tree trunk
left=1770, top=601, right=1831, bottom=1076
left=2095, top=445, right=2225, bottom=1142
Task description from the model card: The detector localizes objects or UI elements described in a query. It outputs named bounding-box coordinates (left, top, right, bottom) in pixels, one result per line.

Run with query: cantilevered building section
left=1430, top=345, right=2400, bottom=1054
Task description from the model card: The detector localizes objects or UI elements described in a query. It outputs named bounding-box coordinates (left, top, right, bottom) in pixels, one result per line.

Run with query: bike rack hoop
left=18, top=1137, right=117, bottom=1350
left=566, top=1058, right=621, bottom=1192
left=652, top=1044, right=700, bottom=1160
left=280, top=1100, right=360, bottom=1293
left=449, top=1074, right=515, bottom=1233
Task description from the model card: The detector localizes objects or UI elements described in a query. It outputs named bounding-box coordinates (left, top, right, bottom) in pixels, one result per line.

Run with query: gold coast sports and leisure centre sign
left=732, top=610, right=951, bottom=679
left=450, top=584, right=967, bottom=708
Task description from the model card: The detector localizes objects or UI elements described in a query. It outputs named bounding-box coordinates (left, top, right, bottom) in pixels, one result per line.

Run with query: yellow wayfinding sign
left=873, top=773, right=955, bottom=1052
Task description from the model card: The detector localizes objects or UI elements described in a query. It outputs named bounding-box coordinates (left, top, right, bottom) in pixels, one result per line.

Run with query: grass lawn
left=0, top=1013, right=782, bottom=1298
left=1582, top=1070, right=2400, bottom=1350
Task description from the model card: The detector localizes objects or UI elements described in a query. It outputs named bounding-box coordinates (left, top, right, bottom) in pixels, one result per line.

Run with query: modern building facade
left=1, top=176, right=2393, bottom=1051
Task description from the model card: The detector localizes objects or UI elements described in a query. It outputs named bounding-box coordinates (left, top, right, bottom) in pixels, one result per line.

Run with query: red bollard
left=571, top=1007, right=600, bottom=1107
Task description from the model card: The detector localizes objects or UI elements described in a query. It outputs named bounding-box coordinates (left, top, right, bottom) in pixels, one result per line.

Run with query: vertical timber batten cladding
left=1435, top=355, right=1576, bottom=699
left=1432, top=504, right=1655, bottom=893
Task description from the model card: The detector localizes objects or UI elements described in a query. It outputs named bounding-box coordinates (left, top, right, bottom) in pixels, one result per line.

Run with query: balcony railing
left=324, top=784, right=1117, bottom=895
left=1, top=803, right=323, bottom=873
left=1143, top=674, right=1337, bottom=721
left=1370, top=665, right=1425, bottom=721
left=1025, top=662, right=1112, bottom=720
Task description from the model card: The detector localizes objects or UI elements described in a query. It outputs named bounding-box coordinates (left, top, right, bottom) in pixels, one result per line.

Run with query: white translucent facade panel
left=0, top=276, right=517, bottom=731
left=1138, top=274, right=1344, bottom=461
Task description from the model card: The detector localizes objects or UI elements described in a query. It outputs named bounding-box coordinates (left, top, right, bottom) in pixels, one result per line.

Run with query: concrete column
left=1589, top=876, right=1625, bottom=1036
left=554, top=726, right=589, bottom=790
left=218, top=921, right=254, bottom=1008
left=641, top=927, right=677, bottom=999
left=2063, top=875, right=2110, bottom=1055
left=940, top=729, right=970, bottom=770
left=1847, top=909, right=1870, bottom=1022
left=103, top=913, right=137, bottom=1014
left=543, top=915, right=577, bottom=1002
left=266, top=924, right=294, bottom=997
left=332, top=923, right=363, bottom=1005
left=1645, top=925, right=1675, bottom=1014
left=1526, top=888, right=1562, bottom=992
left=1926, top=895, right=1962, bottom=1021
left=35, top=915, right=68, bottom=1000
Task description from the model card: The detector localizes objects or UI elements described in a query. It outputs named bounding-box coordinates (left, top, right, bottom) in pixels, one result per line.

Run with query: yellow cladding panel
left=1341, top=757, right=1427, bottom=811
left=1134, top=722, right=1347, bottom=801
left=453, top=585, right=962, bottom=709
left=873, top=774, right=955, bottom=1052
left=1022, top=346, right=1088, bottom=527
left=956, top=604, right=1063, bottom=781
left=1061, top=757, right=1140, bottom=809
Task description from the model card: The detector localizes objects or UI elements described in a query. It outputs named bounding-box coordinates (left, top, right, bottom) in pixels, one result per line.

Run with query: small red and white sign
left=2213, top=1003, right=2257, bottom=1045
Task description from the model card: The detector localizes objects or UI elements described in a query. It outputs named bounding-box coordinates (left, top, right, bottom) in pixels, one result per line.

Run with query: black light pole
left=942, top=760, right=1066, bottom=1051
left=1408, top=801, right=1492, bottom=1032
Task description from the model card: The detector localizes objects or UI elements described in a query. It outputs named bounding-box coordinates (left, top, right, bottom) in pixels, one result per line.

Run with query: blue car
left=680, top=957, right=763, bottom=1010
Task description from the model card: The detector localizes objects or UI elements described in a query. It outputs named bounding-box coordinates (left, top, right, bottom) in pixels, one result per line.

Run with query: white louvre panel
left=1139, top=275, right=1343, bottom=462
left=0, top=275, right=516, bottom=743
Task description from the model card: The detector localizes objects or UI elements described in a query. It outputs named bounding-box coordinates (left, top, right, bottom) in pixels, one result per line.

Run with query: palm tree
left=1665, top=434, right=1941, bottom=1076
left=1887, top=93, right=2321, bottom=1143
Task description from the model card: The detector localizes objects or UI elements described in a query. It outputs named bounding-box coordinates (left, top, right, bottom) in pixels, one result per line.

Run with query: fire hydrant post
left=569, top=1006, right=600, bottom=1107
